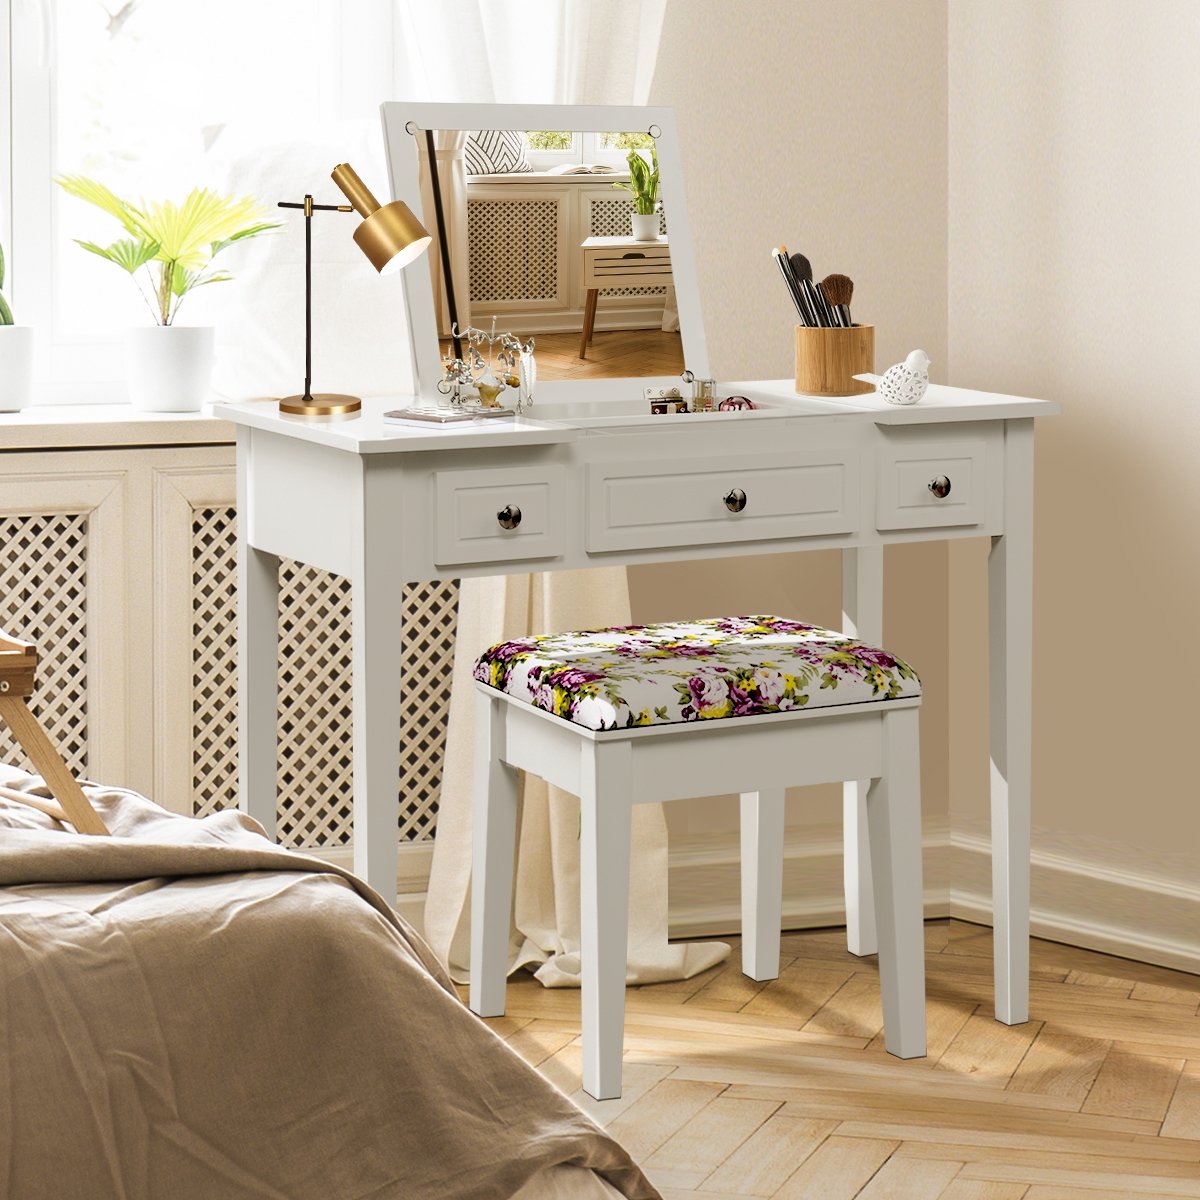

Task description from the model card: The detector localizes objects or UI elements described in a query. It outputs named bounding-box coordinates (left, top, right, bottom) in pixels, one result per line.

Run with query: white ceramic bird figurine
left=878, top=350, right=930, bottom=406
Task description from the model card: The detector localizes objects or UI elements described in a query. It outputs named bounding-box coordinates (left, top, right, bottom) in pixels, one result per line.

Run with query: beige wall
left=635, top=2, right=949, bottom=868
left=948, top=3, right=1200, bottom=887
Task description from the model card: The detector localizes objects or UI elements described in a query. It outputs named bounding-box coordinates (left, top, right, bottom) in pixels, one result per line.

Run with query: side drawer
left=584, top=247, right=673, bottom=289
left=876, top=437, right=987, bottom=530
left=586, top=449, right=859, bottom=553
left=434, top=464, right=568, bottom=566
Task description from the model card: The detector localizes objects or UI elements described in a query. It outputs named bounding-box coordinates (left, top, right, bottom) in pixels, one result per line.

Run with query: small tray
left=384, top=407, right=515, bottom=425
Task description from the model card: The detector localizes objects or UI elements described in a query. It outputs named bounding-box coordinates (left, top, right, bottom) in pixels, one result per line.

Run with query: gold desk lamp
left=278, top=163, right=432, bottom=417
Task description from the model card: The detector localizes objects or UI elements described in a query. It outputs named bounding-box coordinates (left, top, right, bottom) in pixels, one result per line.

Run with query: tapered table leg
left=843, top=545, right=883, bottom=956
left=989, top=419, right=1034, bottom=1025
left=237, top=429, right=280, bottom=839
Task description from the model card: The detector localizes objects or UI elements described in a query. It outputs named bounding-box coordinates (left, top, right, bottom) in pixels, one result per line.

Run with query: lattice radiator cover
left=468, top=197, right=559, bottom=303
left=0, top=514, right=90, bottom=776
left=190, top=507, right=459, bottom=849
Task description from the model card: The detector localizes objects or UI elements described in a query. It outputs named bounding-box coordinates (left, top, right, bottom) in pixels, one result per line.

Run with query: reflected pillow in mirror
left=465, top=129, right=533, bottom=175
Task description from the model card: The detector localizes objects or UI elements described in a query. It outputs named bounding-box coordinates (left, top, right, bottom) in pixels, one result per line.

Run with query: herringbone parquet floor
left=471, top=921, right=1200, bottom=1198
left=441, top=329, right=684, bottom=382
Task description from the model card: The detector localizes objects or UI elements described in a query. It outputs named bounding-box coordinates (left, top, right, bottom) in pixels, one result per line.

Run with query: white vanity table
left=217, top=381, right=1056, bottom=1026
left=217, top=100, right=1057, bottom=1028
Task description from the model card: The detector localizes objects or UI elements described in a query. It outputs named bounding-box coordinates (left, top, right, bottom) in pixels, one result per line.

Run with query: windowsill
left=467, top=170, right=631, bottom=185
left=0, top=403, right=234, bottom=450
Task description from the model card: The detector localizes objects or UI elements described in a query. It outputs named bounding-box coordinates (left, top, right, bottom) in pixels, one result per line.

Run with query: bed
left=0, top=764, right=657, bottom=1199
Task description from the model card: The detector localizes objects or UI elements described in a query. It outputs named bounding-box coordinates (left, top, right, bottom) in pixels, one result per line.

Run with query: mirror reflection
left=416, top=127, right=683, bottom=387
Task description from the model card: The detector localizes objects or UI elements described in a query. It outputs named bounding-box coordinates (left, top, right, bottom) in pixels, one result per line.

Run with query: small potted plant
left=612, top=144, right=660, bottom=241
left=0, top=239, right=34, bottom=412
left=56, top=176, right=277, bottom=411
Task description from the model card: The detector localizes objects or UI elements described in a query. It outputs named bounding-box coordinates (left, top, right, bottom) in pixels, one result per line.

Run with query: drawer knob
left=724, top=488, right=748, bottom=513
left=496, top=504, right=522, bottom=530
left=928, top=476, right=952, bottom=499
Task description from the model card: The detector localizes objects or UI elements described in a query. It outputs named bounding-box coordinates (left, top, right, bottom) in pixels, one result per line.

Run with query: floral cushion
left=474, top=615, right=921, bottom=732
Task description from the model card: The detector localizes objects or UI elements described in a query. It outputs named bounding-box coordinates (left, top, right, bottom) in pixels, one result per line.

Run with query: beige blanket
left=0, top=770, right=658, bottom=1200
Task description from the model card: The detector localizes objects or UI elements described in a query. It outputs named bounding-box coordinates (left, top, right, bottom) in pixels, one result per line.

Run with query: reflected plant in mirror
left=612, top=143, right=660, bottom=240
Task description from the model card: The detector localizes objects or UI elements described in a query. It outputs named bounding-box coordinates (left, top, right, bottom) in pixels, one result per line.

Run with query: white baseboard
left=950, top=827, right=1200, bottom=976
left=312, top=823, right=1200, bottom=978
left=666, top=820, right=950, bottom=941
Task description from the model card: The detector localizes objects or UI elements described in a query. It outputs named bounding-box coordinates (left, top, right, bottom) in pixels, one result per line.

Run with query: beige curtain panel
left=424, top=569, right=729, bottom=987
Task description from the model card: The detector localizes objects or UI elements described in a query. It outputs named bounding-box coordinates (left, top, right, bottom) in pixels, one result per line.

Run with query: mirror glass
left=381, top=103, right=708, bottom=404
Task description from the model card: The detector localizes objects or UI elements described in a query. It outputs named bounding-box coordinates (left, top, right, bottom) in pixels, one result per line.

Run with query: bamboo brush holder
left=794, top=324, right=875, bottom=397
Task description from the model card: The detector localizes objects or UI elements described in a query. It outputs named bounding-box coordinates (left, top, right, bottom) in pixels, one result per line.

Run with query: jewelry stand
left=277, top=194, right=362, bottom=417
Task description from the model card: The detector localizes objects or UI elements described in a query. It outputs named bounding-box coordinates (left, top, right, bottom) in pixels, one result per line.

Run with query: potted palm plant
left=56, top=177, right=277, bottom=411
left=612, top=145, right=660, bottom=241
left=0, top=240, right=34, bottom=412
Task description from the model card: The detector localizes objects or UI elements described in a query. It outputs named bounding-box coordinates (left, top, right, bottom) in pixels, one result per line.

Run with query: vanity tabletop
left=212, top=380, right=1058, bottom=456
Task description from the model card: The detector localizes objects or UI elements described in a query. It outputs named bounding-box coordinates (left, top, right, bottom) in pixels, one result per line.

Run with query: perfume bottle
left=692, top=377, right=717, bottom=413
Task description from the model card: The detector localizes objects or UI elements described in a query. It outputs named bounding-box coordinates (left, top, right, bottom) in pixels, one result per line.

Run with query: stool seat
left=473, top=614, right=921, bottom=732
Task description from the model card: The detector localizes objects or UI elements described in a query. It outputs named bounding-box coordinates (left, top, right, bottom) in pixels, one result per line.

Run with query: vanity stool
left=468, top=615, right=926, bottom=1100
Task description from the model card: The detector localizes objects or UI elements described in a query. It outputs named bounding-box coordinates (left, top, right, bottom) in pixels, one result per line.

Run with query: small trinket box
left=645, top=386, right=688, bottom=415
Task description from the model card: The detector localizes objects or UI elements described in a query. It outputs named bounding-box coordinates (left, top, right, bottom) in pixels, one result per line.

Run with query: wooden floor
left=471, top=921, right=1200, bottom=1198
left=440, top=328, right=683, bottom=382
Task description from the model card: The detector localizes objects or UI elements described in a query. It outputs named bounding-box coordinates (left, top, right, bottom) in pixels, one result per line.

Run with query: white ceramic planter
left=126, top=325, right=215, bottom=412
left=630, top=213, right=660, bottom=241
left=0, top=325, right=35, bottom=412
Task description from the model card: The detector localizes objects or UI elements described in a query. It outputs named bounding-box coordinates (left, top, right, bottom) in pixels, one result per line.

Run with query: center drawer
left=586, top=449, right=859, bottom=553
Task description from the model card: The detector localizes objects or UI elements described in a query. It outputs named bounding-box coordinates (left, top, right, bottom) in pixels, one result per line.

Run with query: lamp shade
left=331, top=162, right=431, bottom=274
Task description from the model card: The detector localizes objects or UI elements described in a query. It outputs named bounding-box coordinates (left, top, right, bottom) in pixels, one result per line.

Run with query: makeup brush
left=782, top=246, right=820, bottom=326
left=787, top=249, right=832, bottom=327
left=789, top=246, right=828, bottom=327
left=820, top=273, right=854, bottom=328
left=772, top=246, right=809, bottom=324
left=788, top=250, right=813, bottom=283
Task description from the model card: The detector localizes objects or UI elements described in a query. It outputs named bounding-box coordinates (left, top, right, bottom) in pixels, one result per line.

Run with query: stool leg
left=740, top=789, right=785, bottom=981
left=470, top=693, right=518, bottom=1019
left=867, top=706, right=926, bottom=1059
left=580, top=739, right=633, bottom=1100
left=843, top=545, right=883, bottom=956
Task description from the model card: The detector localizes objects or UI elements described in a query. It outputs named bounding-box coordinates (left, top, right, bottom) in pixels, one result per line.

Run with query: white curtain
left=395, top=0, right=667, bottom=107
left=404, top=0, right=729, bottom=988
left=416, top=131, right=471, bottom=336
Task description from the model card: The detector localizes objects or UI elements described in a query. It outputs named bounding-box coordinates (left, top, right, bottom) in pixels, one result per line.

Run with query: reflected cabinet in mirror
left=381, top=103, right=709, bottom=406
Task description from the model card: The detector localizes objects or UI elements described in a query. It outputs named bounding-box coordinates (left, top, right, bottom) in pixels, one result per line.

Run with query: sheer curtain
left=404, top=0, right=729, bottom=988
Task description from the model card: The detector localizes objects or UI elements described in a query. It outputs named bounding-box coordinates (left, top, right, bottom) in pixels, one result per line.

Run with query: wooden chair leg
left=579, top=738, right=633, bottom=1100
left=867, top=706, right=926, bottom=1059
left=579, top=288, right=599, bottom=358
left=740, top=789, right=785, bottom=981
left=0, top=696, right=108, bottom=835
left=470, top=692, right=518, bottom=1019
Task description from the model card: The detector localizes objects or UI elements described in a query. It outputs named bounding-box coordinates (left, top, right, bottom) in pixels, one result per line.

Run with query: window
left=5, top=0, right=395, bottom=402
left=525, top=131, right=655, bottom=172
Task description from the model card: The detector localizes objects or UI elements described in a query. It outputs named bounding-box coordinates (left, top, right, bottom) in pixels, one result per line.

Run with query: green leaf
left=56, top=175, right=147, bottom=237
left=0, top=238, right=5, bottom=292
left=210, top=220, right=280, bottom=257
left=75, top=237, right=161, bottom=273
left=0, top=291, right=13, bottom=326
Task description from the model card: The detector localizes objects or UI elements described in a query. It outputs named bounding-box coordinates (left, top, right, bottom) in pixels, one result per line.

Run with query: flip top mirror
left=381, top=102, right=708, bottom=409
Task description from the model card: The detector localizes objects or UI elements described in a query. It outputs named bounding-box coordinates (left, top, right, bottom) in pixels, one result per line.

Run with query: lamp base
left=279, top=392, right=362, bottom=416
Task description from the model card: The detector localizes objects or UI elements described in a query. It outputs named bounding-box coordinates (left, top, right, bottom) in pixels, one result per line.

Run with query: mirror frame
left=380, top=101, right=710, bottom=405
